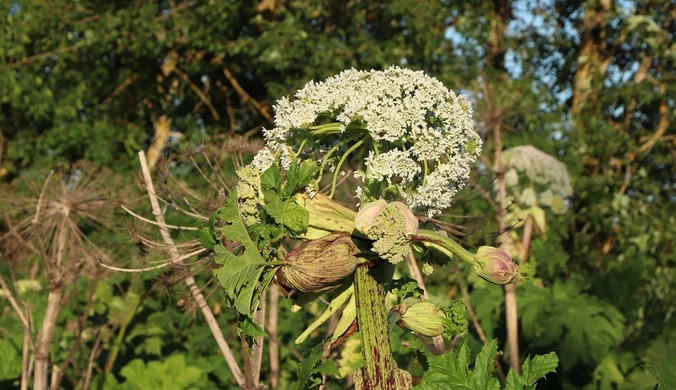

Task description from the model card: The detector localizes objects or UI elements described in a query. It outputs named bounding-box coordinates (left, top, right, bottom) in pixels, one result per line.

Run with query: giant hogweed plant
left=200, top=67, right=558, bottom=389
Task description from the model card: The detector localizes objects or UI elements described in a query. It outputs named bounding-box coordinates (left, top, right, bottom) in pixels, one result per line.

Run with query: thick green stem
left=354, top=261, right=402, bottom=389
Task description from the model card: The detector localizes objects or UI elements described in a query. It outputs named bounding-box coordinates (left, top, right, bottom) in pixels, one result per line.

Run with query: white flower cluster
left=365, top=150, right=421, bottom=184
left=502, top=145, right=573, bottom=197
left=251, top=148, right=275, bottom=172
left=263, top=67, right=482, bottom=217
left=408, top=161, right=472, bottom=216
left=265, top=67, right=479, bottom=161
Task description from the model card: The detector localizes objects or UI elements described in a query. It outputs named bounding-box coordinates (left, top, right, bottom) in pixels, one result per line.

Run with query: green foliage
left=1, top=0, right=674, bottom=388
left=264, top=193, right=309, bottom=236
left=470, top=285, right=506, bottom=341
left=99, top=354, right=207, bottom=390
left=519, top=281, right=625, bottom=368
left=505, top=353, right=559, bottom=390
left=212, top=192, right=271, bottom=317
left=645, top=356, right=676, bottom=390
left=442, top=300, right=470, bottom=338
left=297, top=341, right=340, bottom=390
left=0, top=338, right=22, bottom=381
left=413, top=340, right=557, bottom=389
left=391, top=277, right=425, bottom=300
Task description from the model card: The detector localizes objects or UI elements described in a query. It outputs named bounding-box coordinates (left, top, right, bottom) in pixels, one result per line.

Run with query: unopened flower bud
left=474, top=246, right=519, bottom=285
left=422, top=263, right=435, bottom=275
left=391, top=300, right=468, bottom=338
left=353, top=200, right=387, bottom=235
left=276, top=233, right=358, bottom=293
left=354, top=200, right=418, bottom=237
left=392, top=301, right=445, bottom=337
left=390, top=201, right=419, bottom=236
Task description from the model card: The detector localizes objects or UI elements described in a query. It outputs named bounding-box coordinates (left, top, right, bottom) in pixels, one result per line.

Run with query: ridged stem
left=354, top=261, right=402, bottom=389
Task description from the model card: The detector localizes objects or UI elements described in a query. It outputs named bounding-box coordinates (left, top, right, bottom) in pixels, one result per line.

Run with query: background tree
left=1, top=0, right=674, bottom=388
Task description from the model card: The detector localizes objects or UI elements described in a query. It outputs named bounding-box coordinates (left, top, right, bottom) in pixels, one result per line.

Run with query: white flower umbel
left=365, top=150, right=421, bottom=185
left=409, top=161, right=471, bottom=217
left=501, top=146, right=573, bottom=197
left=263, top=66, right=481, bottom=216
left=251, top=148, right=275, bottom=172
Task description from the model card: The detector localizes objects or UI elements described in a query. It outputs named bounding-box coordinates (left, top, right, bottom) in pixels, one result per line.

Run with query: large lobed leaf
left=519, top=280, right=624, bottom=368
left=413, top=340, right=558, bottom=390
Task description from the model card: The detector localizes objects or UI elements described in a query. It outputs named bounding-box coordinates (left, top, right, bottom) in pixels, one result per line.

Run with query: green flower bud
left=392, top=301, right=445, bottom=337
left=390, top=300, right=468, bottom=338
left=276, top=232, right=358, bottom=293
left=390, top=201, right=419, bottom=236
left=236, top=165, right=263, bottom=226
left=422, top=263, right=435, bottom=275
left=474, top=246, right=519, bottom=285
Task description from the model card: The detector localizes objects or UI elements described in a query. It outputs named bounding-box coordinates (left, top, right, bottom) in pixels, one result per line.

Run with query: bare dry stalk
left=34, top=212, right=69, bottom=390
left=34, top=289, right=64, bottom=390
left=252, top=290, right=267, bottom=386
left=49, top=364, right=59, bottom=390
left=267, top=284, right=281, bottom=388
left=137, top=150, right=246, bottom=387
left=0, top=275, right=32, bottom=346
left=21, top=308, right=31, bottom=390
left=521, top=215, right=534, bottom=263
left=493, top=122, right=521, bottom=373
left=82, top=331, right=103, bottom=390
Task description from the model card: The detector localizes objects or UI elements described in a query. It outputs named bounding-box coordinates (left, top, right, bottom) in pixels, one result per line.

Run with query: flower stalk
left=411, top=229, right=519, bottom=285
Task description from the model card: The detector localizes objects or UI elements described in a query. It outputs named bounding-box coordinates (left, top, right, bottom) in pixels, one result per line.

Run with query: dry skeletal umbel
left=275, top=232, right=359, bottom=293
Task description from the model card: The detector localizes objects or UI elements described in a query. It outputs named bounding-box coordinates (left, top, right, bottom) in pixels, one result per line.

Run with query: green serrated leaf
left=391, top=277, right=424, bottom=300
left=413, top=342, right=473, bottom=390
left=283, top=160, right=318, bottom=197
left=518, top=281, right=624, bottom=368
left=470, top=339, right=500, bottom=390
left=505, top=352, right=559, bottom=390
left=646, top=356, right=676, bottom=389
left=505, top=369, right=525, bottom=390
left=521, top=352, right=559, bottom=385
left=297, top=340, right=337, bottom=390
left=261, top=162, right=282, bottom=191
left=212, top=191, right=268, bottom=315
left=264, top=193, right=309, bottom=235
left=413, top=341, right=511, bottom=390
left=238, top=314, right=268, bottom=351
left=197, top=214, right=217, bottom=250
